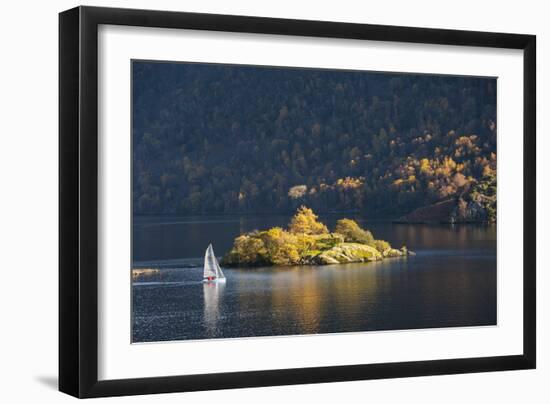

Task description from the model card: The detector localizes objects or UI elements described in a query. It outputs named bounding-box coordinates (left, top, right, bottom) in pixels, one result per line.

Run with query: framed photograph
left=59, top=6, right=536, bottom=398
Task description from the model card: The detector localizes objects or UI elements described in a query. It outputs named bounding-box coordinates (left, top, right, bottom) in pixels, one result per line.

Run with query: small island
left=222, top=206, right=411, bottom=267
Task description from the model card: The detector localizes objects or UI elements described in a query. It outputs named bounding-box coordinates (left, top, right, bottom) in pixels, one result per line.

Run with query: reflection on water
left=132, top=216, right=496, bottom=342
left=203, top=281, right=225, bottom=337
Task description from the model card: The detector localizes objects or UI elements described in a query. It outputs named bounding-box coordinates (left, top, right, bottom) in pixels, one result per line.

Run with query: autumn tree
left=373, top=239, right=391, bottom=253
left=225, top=234, right=267, bottom=265
left=288, top=206, right=328, bottom=235
left=260, top=227, right=300, bottom=265
left=335, top=219, right=374, bottom=245
left=288, top=185, right=307, bottom=200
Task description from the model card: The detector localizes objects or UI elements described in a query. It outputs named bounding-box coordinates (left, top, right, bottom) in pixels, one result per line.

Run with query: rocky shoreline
left=307, top=242, right=413, bottom=265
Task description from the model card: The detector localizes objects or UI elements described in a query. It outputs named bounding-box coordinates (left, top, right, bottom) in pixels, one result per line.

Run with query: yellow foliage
left=393, top=178, right=404, bottom=186
left=335, top=219, right=375, bottom=245
left=260, top=227, right=300, bottom=265
left=335, top=176, right=364, bottom=190
left=443, top=156, right=457, bottom=170
left=230, top=234, right=267, bottom=264
left=373, top=239, right=391, bottom=253
left=289, top=206, right=328, bottom=235
left=419, top=158, right=431, bottom=174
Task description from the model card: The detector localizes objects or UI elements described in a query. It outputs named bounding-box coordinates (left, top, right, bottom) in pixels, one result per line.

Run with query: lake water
left=132, top=215, right=497, bottom=342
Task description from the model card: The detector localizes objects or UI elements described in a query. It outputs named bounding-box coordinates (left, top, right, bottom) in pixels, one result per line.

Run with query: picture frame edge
left=58, top=5, right=537, bottom=398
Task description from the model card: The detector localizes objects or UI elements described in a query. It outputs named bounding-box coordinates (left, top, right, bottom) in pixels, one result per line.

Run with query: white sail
left=203, top=244, right=225, bottom=282
left=203, top=244, right=217, bottom=279
left=214, top=255, right=225, bottom=279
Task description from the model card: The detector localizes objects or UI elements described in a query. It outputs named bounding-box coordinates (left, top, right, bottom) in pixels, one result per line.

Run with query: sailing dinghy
left=203, top=244, right=226, bottom=283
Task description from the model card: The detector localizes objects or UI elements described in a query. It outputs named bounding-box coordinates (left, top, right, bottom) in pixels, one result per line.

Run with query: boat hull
left=203, top=277, right=226, bottom=283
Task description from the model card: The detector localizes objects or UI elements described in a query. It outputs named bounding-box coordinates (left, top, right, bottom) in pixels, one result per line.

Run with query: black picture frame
left=59, top=5, right=536, bottom=398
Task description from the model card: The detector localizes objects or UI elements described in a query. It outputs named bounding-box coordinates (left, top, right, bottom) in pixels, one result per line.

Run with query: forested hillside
left=132, top=61, right=496, bottom=219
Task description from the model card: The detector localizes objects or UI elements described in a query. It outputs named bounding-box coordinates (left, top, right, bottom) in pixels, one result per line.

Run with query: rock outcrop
left=307, top=243, right=409, bottom=265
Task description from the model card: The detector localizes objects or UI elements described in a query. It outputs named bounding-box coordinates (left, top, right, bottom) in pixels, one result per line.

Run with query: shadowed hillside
left=132, top=61, right=496, bottom=219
